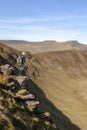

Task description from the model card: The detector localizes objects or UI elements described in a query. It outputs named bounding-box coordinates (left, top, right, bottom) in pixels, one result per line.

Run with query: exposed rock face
left=0, top=73, right=56, bottom=130
left=18, top=93, right=36, bottom=100
left=0, top=42, right=59, bottom=130
left=42, top=112, right=52, bottom=123
left=0, top=64, right=15, bottom=75
left=16, top=76, right=29, bottom=86
left=26, top=100, right=39, bottom=110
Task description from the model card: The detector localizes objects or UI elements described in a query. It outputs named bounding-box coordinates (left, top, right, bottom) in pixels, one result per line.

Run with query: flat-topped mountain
left=1, top=40, right=87, bottom=53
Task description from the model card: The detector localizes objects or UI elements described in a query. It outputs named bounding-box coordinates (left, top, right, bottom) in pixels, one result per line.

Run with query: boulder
left=16, top=76, right=29, bottom=86
left=26, top=100, right=39, bottom=110
left=42, top=112, right=52, bottom=123
left=0, top=64, right=15, bottom=75
left=18, top=93, right=36, bottom=100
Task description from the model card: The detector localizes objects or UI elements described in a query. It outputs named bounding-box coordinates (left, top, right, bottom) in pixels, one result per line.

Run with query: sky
left=0, top=0, right=87, bottom=43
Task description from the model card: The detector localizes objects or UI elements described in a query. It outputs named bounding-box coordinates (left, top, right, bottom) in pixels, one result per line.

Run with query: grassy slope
left=0, top=42, right=59, bottom=130
left=30, top=50, right=87, bottom=130
left=0, top=43, right=31, bottom=130
left=0, top=42, right=87, bottom=130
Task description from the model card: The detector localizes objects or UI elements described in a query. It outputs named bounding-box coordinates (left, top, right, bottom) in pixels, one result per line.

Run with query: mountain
left=33, top=50, right=87, bottom=130
left=0, top=41, right=87, bottom=130
left=1, top=40, right=87, bottom=53
left=0, top=42, right=59, bottom=130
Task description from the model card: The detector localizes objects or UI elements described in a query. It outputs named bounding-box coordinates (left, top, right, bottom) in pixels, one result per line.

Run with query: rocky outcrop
left=0, top=42, right=59, bottom=129
left=0, top=64, right=15, bottom=75
left=16, top=76, right=29, bottom=86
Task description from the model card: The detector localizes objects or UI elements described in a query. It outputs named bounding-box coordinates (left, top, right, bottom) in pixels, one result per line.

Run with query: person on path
left=17, top=52, right=27, bottom=75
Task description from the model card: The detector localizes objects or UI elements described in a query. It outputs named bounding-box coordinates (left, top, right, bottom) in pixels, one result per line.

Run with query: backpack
left=22, top=56, right=26, bottom=64
left=17, top=56, right=23, bottom=66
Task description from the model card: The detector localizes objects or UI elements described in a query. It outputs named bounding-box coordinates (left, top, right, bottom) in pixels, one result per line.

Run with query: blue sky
left=0, top=0, right=87, bottom=43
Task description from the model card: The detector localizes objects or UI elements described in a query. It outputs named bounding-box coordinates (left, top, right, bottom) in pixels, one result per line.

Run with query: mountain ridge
left=0, top=40, right=87, bottom=53
left=0, top=41, right=87, bottom=130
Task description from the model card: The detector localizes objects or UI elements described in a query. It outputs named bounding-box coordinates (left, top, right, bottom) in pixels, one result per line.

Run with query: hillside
left=1, top=40, right=87, bottom=53
left=0, top=42, right=59, bottom=130
left=32, top=50, right=87, bottom=130
left=0, top=42, right=87, bottom=130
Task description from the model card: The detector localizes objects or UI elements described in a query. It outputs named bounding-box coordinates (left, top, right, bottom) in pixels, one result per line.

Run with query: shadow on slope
left=27, top=79, right=81, bottom=130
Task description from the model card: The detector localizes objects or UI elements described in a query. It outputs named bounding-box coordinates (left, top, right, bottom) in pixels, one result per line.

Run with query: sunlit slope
left=0, top=43, right=59, bottom=130
left=1, top=41, right=87, bottom=130
left=1, top=40, right=87, bottom=53
left=32, top=50, right=87, bottom=130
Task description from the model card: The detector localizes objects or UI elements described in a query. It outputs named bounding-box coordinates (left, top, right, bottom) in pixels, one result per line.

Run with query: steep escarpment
left=1, top=42, right=87, bottom=130
left=35, top=50, right=87, bottom=78
left=32, top=50, right=87, bottom=130
left=0, top=43, right=58, bottom=130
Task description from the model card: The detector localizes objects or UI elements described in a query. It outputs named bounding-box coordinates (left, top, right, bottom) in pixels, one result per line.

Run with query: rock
left=43, top=112, right=51, bottom=117
left=18, top=93, right=36, bottom=100
left=26, top=100, right=39, bottom=109
left=42, top=112, right=52, bottom=123
left=0, top=64, right=15, bottom=75
left=16, top=76, right=29, bottom=86
left=7, top=66, right=15, bottom=75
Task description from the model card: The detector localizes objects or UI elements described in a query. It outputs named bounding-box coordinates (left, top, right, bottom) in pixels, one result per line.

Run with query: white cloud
left=0, top=24, right=47, bottom=31
left=0, top=15, right=87, bottom=43
left=0, top=15, right=86, bottom=24
left=0, top=28, right=79, bottom=42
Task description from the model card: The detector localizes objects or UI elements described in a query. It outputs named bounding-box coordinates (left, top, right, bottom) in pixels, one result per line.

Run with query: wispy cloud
left=0, top=28, right=78, bottom=42
left=76, top=23, right=87, bottom=26
left=0, top=24, right=47, bottom=31
left=0, top=15, right=87, bottom=43
left=0, top=15, right=87, bottom=24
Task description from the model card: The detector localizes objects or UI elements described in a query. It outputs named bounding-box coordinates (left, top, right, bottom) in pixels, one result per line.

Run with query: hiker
left=17, top=52, right=26, bottom=75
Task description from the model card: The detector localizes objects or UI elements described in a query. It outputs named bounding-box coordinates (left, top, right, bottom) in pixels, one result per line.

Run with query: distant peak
left=43, top=40, right=57, bottom=43
left=71, top=40, right=79, bottom=43
left=71, top=41, right=79, bottom=47
left=67, top=40, right=79, bottom=43
left=66, top=40, right=80, bottom=47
